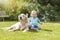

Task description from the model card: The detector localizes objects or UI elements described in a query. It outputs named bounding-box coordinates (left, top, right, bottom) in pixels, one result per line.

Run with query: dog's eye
left=22, top=15, right=25, bottom=17
left=23, top=15, right=24, bottom=17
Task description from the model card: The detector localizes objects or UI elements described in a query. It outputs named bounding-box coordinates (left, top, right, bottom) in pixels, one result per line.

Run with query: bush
left=0, top=0, right=60, bottom=21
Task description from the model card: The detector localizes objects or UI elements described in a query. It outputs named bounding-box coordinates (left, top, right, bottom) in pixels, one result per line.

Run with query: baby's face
left=31, top=12, right=37, bottom=18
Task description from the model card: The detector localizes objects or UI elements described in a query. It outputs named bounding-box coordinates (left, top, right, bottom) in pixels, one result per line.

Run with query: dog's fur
left=3, top=14, right=29, bottom=32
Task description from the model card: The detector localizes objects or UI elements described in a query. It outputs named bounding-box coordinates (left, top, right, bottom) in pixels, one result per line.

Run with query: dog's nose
left=20, top=17, right=22, bottom=19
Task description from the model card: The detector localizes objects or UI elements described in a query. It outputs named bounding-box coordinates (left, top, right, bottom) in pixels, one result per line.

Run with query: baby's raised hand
left=40, top=22, right=43, bottom=25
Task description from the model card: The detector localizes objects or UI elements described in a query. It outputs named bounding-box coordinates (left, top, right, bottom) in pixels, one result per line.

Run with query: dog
left=2, top=14, right=29, bottom=32
left=18, top=13, right=29, bottom=32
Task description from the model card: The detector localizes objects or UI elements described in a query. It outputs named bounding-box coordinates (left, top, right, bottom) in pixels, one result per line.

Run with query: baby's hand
left=40, top=22, right=43, bottom=25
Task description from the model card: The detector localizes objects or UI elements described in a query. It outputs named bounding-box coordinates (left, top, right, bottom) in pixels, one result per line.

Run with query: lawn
left=0, top=21, right=60, bottom=40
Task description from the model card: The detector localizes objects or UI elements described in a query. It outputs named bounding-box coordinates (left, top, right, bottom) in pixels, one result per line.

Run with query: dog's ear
left=25, top=13, right=28, bottom=18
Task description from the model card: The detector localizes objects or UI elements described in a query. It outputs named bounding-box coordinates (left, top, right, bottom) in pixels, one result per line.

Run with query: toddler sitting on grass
left=28, top=10, right=42, bottom=31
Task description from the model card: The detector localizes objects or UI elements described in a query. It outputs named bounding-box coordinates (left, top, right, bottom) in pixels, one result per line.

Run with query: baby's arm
left=39, top=22, right=43, bottom=25
left=37, top=18, right=43, bottom=25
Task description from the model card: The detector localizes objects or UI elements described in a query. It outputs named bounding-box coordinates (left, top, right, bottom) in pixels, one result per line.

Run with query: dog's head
left=18, top=14, right=28, bottom=21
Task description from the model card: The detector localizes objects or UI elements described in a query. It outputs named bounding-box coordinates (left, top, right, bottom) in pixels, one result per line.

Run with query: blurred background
left=0, top=0, right=60, bottom=22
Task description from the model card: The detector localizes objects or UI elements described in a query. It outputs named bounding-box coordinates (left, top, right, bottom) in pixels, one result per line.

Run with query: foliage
left=0, top=0, right=60, bottom=21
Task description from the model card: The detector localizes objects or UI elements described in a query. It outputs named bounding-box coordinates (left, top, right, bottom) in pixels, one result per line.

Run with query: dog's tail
left=1, top=27, right=10, bottom=30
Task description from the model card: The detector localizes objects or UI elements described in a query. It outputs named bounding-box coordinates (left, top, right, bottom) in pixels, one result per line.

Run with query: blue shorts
left=29, top=25, right=41, bottom=30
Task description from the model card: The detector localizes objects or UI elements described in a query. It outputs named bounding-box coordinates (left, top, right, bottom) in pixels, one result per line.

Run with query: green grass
left=0, top=21, right=60, bottom=40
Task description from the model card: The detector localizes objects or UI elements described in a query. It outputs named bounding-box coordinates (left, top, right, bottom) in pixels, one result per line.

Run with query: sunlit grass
left=0, top=21, right=60, bottom=40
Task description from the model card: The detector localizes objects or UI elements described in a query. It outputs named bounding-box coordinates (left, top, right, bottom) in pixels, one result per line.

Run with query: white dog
left=2, top=14, right=29, bottom=32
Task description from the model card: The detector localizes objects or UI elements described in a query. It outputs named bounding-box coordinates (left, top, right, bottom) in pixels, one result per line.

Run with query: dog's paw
left=23, top=29, right=28, bottom=32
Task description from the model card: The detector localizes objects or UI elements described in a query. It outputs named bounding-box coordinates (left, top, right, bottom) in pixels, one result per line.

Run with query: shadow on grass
left=28, top=29, right=53, bottom=33
left=29, top=30, right=39, bottom=33
left=41, top=29, right=53, bottom=32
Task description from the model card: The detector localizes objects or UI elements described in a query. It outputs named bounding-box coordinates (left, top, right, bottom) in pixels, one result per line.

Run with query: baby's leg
left=32, top=25, right=41, bottom=30
left=37, top=27, right=41, bottom=30
left=29, top=25, right=41, bottom=31
left=29, top=25, right=36, bottom=30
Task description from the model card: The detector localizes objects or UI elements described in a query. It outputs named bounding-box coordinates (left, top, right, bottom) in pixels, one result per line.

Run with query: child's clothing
left=28, top=17, right=41, bottom=30
left=29, top=25, right=41, bottom=30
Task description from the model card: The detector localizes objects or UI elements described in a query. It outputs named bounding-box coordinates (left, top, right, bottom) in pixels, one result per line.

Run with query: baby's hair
left=31, top=10, right=37, bottom=16
left=31, top=10, right=37, bottom=13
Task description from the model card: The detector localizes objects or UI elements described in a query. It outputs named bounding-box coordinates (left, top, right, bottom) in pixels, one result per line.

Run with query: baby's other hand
left=40, top=22, right=43, bottom=25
